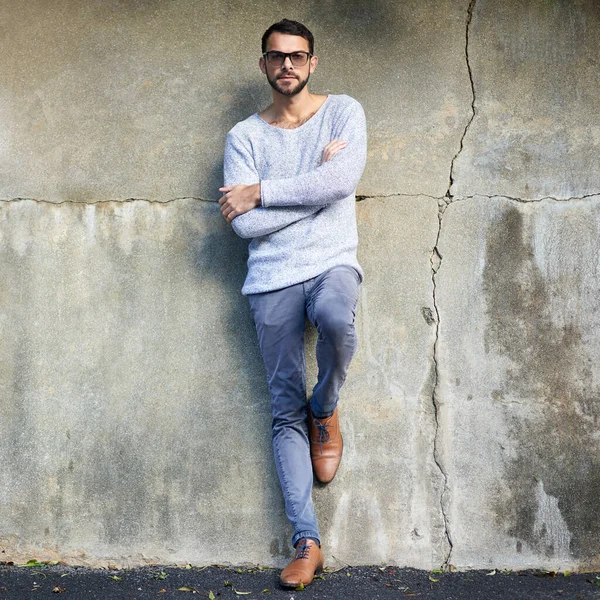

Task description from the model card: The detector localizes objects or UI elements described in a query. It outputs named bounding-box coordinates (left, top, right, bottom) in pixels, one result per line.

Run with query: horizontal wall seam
left=454, top=193, right=600, bottom=203
left=2, top=193, right=600, bottom=206
left=356, top=193, right=444, bottom=201
left=0, top=197, right=214, bottom=205
left=359, top=194, right=600, bottom=203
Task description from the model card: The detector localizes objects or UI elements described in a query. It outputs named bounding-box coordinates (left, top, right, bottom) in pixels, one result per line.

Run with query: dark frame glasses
left=262, top=51, right=312, bottom=67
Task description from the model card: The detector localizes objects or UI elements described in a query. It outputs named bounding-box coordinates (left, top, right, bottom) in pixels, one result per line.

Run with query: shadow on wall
left=204, top=0, right=402, bottom=197
left=182, top=200, right=294, bottom=558
left=306, top=0, right=403, bottom=44
left=200, top=78, right=266, bottom=319
left=193, top=0, right=404, bottom=424
left=183, top=200, right=263, bottom=377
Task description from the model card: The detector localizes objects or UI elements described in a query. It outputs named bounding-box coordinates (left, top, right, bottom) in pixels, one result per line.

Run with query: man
left=219, top=19, right=366, bottom=587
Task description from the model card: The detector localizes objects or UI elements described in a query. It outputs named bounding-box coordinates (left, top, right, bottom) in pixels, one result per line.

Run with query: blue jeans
left=248, top=265, right=360, bottom=547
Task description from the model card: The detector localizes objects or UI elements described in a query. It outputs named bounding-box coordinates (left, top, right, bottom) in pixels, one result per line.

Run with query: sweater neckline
left=254, top=95, right=331, bottom=132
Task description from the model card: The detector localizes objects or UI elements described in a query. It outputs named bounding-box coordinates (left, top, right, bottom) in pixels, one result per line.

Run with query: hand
left=218, top=183, right=261, bottom=223
left=321, top=139, right=347, bottom=165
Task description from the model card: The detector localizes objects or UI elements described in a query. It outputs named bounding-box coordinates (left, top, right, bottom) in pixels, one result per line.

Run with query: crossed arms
left=220, top=101, right=366, bottom=239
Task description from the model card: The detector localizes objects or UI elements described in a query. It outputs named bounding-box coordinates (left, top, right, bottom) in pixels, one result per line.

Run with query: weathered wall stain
left=483, top=205, right=600, bottom=564
left=0, top=200, right=287, bottom=564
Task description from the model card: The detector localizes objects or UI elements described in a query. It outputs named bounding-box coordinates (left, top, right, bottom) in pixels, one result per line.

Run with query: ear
left=259, top=56, right=267, bottom=75
left=309, top=54, right=318, bottom=75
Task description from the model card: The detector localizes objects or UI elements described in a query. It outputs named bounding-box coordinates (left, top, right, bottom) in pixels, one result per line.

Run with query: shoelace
left=314, top=420, right=330, bottom=453
left=296, top=540, right=312, bottom=559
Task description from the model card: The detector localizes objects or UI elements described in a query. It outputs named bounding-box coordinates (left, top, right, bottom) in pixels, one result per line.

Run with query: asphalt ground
left=2, top=564, right=600, bottom=600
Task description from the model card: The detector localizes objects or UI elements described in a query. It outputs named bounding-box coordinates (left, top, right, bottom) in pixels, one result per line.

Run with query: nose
left=282, top=55, right=294, bottom=69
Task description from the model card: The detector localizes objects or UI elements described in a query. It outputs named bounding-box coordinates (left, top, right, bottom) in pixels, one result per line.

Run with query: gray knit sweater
left=223, top=94, right=366, bottom=295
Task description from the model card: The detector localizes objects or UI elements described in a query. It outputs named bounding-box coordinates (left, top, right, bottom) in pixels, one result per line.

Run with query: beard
left=266, top=70, right=310, bottom=97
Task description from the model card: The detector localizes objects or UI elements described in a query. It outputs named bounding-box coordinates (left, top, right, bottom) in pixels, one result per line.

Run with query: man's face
left=260, top=32, right=317, bottom=97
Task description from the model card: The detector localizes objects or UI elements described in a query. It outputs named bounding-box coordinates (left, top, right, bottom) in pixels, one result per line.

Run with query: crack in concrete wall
left=356, top=193, right=444, bottom=202
left=0, top=197, right=214, bottom=205
left=3, top=193, right=600, bottom=206
left=429, top=0, right=478, bottom=569
left=357, top=193, right=600, bottom=205
left=457, top=193, right=600, bottom=203
left=446, top=0, right=478, bottom=204
left=430, top=201, right=453, bottom=569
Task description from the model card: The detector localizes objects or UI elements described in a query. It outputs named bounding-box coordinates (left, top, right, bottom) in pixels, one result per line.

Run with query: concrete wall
left=1, top=0, right=599, bottom=570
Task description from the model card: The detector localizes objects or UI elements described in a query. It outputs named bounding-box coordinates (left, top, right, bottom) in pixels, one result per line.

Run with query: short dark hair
left=261, top=19, right=314, bottom=55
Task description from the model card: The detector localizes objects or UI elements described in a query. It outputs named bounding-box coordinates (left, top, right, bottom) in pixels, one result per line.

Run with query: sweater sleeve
left=260, top=100, right=367, bottom=208
left=223, top=131, right=323, bottom=239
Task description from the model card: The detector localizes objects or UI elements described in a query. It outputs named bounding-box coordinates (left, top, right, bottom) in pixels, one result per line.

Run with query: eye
left=267, top=51, right=285, bottom=64
left=290, top=52, right=309, bottom=65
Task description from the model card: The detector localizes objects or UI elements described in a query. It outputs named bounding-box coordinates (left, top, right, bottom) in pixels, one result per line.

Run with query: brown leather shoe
left=280, top=538, right=324, bottom=588
left=309, top=407, right=343, bottom=483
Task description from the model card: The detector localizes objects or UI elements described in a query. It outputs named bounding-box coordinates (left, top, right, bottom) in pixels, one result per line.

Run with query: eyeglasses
left=262, top=51, right=312, bottom=67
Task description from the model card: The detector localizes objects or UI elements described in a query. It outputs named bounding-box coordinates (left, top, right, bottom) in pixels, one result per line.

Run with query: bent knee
left=314, top=309, right=356, bottom=342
